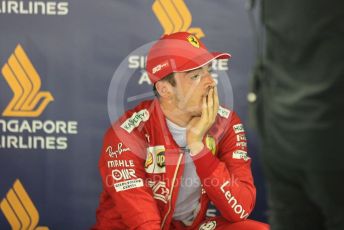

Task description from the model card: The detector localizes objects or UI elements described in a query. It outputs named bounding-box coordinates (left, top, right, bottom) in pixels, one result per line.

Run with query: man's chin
left=190, top=108, right=202, bottom=117
left=192, top=113, right=202, bottom=117
left=184, top=104, right=202, bottom=116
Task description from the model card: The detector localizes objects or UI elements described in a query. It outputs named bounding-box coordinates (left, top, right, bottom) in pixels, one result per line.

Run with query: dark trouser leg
left=263, top=158, right=325, bottom=230
left=305, top=170, right=344, bottom=230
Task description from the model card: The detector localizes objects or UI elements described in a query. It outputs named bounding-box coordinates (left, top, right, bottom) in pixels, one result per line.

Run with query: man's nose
left=203, top=73, right=216, bottom=89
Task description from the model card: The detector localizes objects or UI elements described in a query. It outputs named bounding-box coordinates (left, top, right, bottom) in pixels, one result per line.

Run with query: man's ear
left=155, top=81, right=172, bottom=98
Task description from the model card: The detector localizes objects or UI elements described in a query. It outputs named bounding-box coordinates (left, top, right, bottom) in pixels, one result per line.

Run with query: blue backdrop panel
left=0, top=1, right=267, bottom=229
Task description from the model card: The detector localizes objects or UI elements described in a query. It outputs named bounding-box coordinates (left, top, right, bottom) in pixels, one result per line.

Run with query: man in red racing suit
left=93, top=32, right=269, bottom=230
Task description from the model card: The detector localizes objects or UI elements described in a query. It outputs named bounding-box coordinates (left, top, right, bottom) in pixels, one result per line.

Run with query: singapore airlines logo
left=152, top=0, right=205, bottom=38
left=0, top=180, right=49, bottom=229
left=1, top=44, right=54, bottom=117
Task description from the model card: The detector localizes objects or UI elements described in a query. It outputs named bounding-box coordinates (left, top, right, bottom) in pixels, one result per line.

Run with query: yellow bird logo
left=152, top=0, right=205, bottom=39
left=1, top=44, right=54, bottom=117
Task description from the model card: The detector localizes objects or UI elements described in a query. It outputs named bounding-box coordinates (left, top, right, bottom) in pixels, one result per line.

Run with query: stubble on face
left=167, top=64, right=215, bottom=119
left=174, top=78, right=205, bottom=117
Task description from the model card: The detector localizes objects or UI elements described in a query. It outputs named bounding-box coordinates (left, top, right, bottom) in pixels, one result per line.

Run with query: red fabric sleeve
left=99, top=126, right=161, bottom=229
left=191, top=112, right=256, bottom=222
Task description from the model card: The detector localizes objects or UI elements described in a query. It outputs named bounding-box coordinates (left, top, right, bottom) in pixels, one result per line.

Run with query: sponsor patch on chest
left=233, top=124, right=244, bottom=134
left=199, top=220, right=217, bottom=230
left=217, top=106, right=230, bottom=119
left=147, top=180, right=169, bottom=203
left=145, top=145, right=166, bottom=174
left=120, top=109, right=149, bottom=133
left=205, top=135, right=216, bottom=155
left=114, top=179, right=143, bottom=192
left=232, top=150, right=250, bottom=161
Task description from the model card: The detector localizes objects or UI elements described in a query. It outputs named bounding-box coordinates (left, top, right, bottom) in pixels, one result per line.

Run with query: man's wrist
left=188, top=142, right=204, bottom=156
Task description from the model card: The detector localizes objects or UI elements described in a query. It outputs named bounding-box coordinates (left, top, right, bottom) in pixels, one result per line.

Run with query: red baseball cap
left=146, top=32, right=231, bottom=84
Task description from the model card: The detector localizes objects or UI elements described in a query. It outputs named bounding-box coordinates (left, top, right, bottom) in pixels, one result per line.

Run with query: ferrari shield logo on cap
left=187, top=35, right=200, bottom=48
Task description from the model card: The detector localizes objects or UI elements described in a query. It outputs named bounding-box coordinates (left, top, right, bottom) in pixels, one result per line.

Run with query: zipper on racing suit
left=161, top=152, right=183, bottom=229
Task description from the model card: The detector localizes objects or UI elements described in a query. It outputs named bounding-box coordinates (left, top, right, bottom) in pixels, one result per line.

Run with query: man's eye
left=191, top=74, right=200, bottom=80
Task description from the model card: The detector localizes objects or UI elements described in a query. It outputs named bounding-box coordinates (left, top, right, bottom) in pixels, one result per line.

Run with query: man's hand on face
left=186, top=87, right=219, bottom=156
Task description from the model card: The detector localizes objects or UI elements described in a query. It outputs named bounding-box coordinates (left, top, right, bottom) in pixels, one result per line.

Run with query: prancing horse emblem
left=187, top=35, right=200, bottom=48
